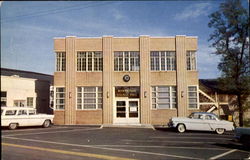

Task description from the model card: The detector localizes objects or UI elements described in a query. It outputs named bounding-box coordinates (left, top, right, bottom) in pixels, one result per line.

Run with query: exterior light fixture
left=107, top=91, right=109, bottom=98
left=181, top=91, right=184, bottom=98
left=144, top=91, right=147, bottom=98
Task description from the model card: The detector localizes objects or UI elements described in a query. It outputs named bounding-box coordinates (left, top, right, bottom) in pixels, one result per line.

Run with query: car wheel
left=9, top=123, right=18, bottom=130
left=177, top=124, right=186, bottom=133
left=43, top=120, right=51, bottom=128
left=215, top=128, right=225, bottom=134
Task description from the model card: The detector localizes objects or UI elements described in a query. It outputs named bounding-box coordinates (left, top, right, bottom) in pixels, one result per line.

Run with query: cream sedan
left=168, top=112, right=234, bottom=134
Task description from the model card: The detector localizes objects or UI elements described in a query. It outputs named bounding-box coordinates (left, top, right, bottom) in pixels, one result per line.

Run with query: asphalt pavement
left=1, top=126, right=250, bottom=160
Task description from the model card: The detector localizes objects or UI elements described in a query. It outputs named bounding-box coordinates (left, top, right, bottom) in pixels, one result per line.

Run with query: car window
left=205, top=115, right=216, bottom=120
left=1, top=109, right=3, bottom=115
left=190, top=113, right=201, bottom=119
left=18, top=110, right=28, bottom=115
left=5, top=110, right=17, bottom=116
left=29, top=110, right=36, bottom=115
left=198, top=114, right=204, bottom=119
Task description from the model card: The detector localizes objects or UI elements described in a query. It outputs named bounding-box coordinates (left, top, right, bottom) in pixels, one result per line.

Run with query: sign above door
left=115, top=86, right=140, bottom=98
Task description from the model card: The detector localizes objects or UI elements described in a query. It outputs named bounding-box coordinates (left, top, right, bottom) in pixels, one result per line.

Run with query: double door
left=113, top=98, right=140, bottom=124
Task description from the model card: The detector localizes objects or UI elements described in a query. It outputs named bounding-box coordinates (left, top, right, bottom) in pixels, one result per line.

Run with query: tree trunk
left=237, top=94, right=243, bottom=126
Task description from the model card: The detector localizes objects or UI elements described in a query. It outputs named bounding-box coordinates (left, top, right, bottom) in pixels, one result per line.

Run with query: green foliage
left=208, top=0, right=250, bottom=126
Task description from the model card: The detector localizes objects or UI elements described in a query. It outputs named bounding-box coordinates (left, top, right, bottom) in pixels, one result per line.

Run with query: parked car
left=168, top=112, right=234, bottom=134
left=234, top=127, right=250, bottom=147
left=1, top=107, right=54, bottom=130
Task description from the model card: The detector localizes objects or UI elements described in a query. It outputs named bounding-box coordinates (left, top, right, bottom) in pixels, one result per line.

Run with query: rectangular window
left=27, top=97, right=33, bottom=107
left=187, top=51, right=196, bottom=70
left=77, top=52, right=103, bottom=71
left=150, top=51, right=176, bottom=71
left=114, top=51, right=140, bottom=71
left=56, top=52, right=66, bottom=71
left=1, top=91, right=7, bottom=107
left=152, top=86, right=177, bottom=109
left=188, top=86, right=198, bottom=109
left=77, top=87, right=102, bottom=110
left=55, top=87, right=65, bottom=110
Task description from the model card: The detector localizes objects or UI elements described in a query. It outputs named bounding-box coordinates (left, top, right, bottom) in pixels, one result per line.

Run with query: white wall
left=1, top=75, right=37, bottom=107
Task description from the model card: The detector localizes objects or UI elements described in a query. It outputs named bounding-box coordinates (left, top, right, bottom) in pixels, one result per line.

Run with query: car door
left=188, top=113, right=206, bottom=130
left=28, top=109, right=43, bottom=126
left=203, top=114, right=217, bottom=131
left=17, top=109, right=29, bottom=126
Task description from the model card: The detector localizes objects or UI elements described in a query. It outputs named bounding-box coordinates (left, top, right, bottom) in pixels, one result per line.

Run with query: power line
left=1, top=2, right=115, bottom=23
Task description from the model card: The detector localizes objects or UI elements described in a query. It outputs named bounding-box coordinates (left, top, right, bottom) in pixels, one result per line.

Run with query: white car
left=1, top=107, right=54, bottom=130
left=168, top=112, right=234, bottom=134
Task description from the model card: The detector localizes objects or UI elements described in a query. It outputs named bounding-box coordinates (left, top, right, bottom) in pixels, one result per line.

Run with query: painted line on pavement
left=150, top=137, right=231, bottom=140
left=2, top=128, right=101, bottom=137
left=209, top=149, right=238, bottom=160
left=2, top=143, right=135, bottom=160
left=92, top=144, right=229, bottom=151
left=122, top=139, right=215, bottom=144
left=3, top=136, right=202, bottom=160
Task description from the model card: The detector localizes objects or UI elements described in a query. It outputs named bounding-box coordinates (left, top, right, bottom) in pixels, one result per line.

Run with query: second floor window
left=114, top=51, right=140, bottom=71
left=187, top=51, right=196, bottom=70
left=56, top=52, right=66, bottom=71
left=151, top=51, right=176, bottom=71
left=77, top=52, right=103, bottom=71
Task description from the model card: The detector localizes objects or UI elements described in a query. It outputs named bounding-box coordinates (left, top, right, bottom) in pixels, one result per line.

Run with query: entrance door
left=113, top=98, right=140, bottom=124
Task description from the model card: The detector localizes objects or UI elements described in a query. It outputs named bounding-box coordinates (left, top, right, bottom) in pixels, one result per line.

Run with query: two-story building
left=53, top=35, right=199, bottom=125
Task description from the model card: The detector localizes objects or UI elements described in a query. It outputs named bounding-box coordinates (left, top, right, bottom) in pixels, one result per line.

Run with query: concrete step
left=101, top=124, right=155, bottom=129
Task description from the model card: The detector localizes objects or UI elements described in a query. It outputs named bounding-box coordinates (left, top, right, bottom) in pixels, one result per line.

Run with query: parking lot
left=2, top=126, right=250, bottom=160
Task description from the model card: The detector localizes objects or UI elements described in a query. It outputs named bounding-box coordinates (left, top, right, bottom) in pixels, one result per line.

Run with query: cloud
left=111, top=8, right=126, bottom=21
left=197, top=44, right=221, bottom=79
left=175, top=3, right=211, bottom=21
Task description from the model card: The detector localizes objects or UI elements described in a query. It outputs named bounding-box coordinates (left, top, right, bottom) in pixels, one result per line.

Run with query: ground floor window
left=14, top=100, right=25, bottom=107
left=151, top=86, right=177, bottom=109
left=55, top=87, right=65, bottom=110
left=77, top=87, right=102, bottom=110
left=188, top=86, right=198, bottom=109
left=27, top=97, right=33, bottom=107
left=1, top=91, right=7, bottom=106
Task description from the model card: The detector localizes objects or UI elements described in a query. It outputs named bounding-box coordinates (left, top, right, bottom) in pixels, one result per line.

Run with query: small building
left=53, top=35, right=199, bottom=125
left=1, top=68, right=53, bottom=114
left=199, top=79, right=250, bottom=126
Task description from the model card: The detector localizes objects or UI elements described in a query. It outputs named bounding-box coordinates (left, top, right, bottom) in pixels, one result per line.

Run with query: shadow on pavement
left=213, top=141, right=250, bottom=152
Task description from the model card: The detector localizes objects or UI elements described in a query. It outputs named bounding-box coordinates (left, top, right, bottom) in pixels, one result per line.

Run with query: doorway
left=113, top=98, right=140, bottom=124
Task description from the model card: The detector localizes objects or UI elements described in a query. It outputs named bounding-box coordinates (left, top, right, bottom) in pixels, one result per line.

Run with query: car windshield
left=188, top=113, right=194, bottom=118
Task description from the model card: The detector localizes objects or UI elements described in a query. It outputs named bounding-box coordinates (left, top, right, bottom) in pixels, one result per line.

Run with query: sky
left=1, top=1, right=247, bottom=79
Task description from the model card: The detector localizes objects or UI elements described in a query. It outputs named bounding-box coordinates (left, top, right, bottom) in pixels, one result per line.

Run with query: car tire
left=215, top=128, right=225, bottom=134
left=43, top=120, right=51, bottom=128
left=9, top=123, right=18, bottom=130
left=177, top=124, right=186, bottom=133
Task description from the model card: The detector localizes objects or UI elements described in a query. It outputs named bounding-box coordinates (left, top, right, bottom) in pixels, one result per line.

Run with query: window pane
left=84, top=87, right=95, bottom=92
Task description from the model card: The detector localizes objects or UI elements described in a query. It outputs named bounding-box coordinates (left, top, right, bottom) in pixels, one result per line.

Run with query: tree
left=208, top=0, right=250, bottom=126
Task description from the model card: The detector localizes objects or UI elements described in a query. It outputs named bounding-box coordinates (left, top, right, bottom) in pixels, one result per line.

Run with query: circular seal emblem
left=123, top=75, right=130, bottom=82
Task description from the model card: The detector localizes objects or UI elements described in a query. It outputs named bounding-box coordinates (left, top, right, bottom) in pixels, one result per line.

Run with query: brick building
left=53, top=35, right=199, bottom=125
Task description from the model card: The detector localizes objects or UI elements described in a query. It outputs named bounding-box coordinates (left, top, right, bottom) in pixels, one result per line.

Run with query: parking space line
left=2, top=128, right=101, bottom=137
left=122, top=139, right=214, bottom=144
left=150, top=137, right=231, bottom=140
left=93, top=145, right=229, bottom=151
left=209, top=149, right=237, bottom=160
left=2, top=143, right=135, bottom=160
left=3, top=136, right=202, bottom=160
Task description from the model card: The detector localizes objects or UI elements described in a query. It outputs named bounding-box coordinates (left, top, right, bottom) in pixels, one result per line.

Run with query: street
left=2, top=126, right=250, bottom=160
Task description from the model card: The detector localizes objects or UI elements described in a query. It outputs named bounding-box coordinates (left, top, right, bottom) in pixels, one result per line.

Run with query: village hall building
left=53, top=35, right=199, bottom=125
